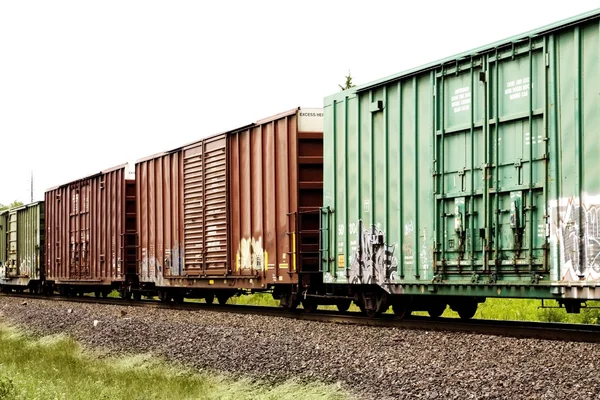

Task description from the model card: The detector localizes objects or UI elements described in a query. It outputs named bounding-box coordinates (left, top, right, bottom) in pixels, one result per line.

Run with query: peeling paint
left=237, top=237, right=264, bottom=271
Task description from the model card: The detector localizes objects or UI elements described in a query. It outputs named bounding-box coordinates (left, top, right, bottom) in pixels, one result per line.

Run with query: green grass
left=0, top=325, right=349, bottom=400
left=228, top=292, right=279, bottom=307
left=473, top=298, right=600, bottom=324
left=410, top=298, right=600, bottom=323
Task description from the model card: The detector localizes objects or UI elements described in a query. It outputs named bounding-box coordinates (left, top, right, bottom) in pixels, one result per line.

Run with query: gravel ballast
left=1, top=297, right=599, bottom=400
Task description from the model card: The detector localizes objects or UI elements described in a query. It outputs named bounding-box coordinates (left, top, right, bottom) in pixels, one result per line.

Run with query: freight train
left=2, top=9, right=600, bottom=319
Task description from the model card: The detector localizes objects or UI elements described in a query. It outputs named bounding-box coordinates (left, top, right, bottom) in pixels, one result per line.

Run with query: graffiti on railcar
left=140, top=244, right=182, bottom=284
left=236, top=237, right=264, bottom=272
left=18, top=256, right=34, bottom=278
left=551, top=196, right=600, bottom=281
left=348, top=220, right=398, bottom=285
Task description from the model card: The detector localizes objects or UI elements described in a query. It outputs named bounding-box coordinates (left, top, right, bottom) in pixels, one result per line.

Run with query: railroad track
left=2, top=292, right=599, bottom=343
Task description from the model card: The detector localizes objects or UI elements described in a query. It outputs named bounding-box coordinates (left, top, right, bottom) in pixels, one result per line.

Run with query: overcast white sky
left=1, top=1, right=598, bottom=205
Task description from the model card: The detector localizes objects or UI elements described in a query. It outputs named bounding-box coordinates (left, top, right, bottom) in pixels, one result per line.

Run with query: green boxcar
left=0, top=202, right=44, bottom=289
left=0, top=210, right=7, bottom=269
left=322, top=9, right=600, bottom=309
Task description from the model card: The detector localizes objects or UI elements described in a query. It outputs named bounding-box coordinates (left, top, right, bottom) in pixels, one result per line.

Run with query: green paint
left=323, top=11, right=600, bottom=300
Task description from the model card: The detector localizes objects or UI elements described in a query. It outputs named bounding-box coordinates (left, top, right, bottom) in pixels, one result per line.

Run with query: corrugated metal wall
left=0, top=202, right=44, bottom=282
left=137, top=150, right=184, bottom=283
left=324, top=77, right=434, bottom=287
left=137, top=134, right=228, bottom=284
left=323, top=10, right=600, bottom=298
left=0, top=211, right=7, bottom=266
left=45, top=166, right=135, bottom=284
left=7, top=210, right=17, bottom=267
left=228, top=110, right=299, bottom=283
left=16, top=202, right=44, bottom=280
left=183, top=137, right=228, bottom=274
left=137, top=108, right=324, bottom=288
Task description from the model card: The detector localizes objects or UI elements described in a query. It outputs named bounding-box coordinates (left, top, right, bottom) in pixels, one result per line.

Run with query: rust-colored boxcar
left=136, top=107, right=323, bottom=302
left=45, top=164, right=136, bottom=295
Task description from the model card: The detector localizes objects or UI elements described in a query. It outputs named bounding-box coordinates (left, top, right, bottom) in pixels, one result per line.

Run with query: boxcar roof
left=11, top=201, right=43, bottom=212
left=338, top=8, right=600, bottom=96
left=45, top=162, right=130, bottom=191
left=135, top=107, right=303, bottom=164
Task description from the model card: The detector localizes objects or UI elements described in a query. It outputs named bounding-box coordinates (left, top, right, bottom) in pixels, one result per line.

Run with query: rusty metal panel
left=183, top=136, right=228, bottom=274
left=182, top=143, right=203, bottom=273
left=136, top=108, right=323, bottom=289
left=137, top=150, right=184, bottom=284
left=137, top=134, right=228, bottom=285
left=228, top=108, right=324, bottom=283
left=45, top=165, right=136, bottom=285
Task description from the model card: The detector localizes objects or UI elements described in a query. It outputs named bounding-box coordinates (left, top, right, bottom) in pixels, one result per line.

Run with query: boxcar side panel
left=228, top=111, right=299, bottom=284
left=137, top=135, right=228, bottom=286
left=45, top=166, right=132, bottom=285
left=137, top=151, right=183, bottom=285
left=324, top=77, right=435, bottom=287
left=0, top=203, right=44, bottom=285
left=0, top=211, right=7, bottom=268
left=550, top=21, right=600, bottom=284
left=324, top=10, right=600, bottom=300
left=16, top=202, right=44, bottom=280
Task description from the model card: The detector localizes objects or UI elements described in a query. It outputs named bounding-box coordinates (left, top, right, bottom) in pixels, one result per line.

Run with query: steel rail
left=1, top=292, right=599, bottom=343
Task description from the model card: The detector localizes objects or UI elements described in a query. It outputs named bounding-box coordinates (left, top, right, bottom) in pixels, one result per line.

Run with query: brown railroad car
left=136, top=107, right=323, bottom=304
left=44, top=164, right=137, bottom=296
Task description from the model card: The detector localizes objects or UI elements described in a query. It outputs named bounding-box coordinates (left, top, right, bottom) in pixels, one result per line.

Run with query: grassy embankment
left=0, top=325, right=348, bottom=400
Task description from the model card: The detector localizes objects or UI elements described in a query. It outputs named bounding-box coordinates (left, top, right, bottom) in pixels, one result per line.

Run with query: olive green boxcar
left=0, top=210, right=7, bottom=270
left=0, top=202, right=44, bottom=289
left=322, top=9, right=600, bottom=310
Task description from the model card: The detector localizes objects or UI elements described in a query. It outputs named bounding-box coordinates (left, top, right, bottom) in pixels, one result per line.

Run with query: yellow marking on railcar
left=292, top=232, right=296, bottom=271
left=264, top=251, right=268, bottom=271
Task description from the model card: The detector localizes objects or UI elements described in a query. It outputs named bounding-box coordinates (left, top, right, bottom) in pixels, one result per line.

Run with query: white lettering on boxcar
left=349, top=223, right=357, bottom=235
left=505, top=77, right=531, bottom=101
left=451, top=86, right=471, bottom=113
left=525, top=132, right=543, bottom=146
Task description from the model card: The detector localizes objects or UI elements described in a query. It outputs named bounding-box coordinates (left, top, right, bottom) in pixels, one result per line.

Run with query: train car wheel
left=363, top=307, right=379, bottom=318
left=336, top=300, right=352, bottom=313
left=302, top=298, right=317, bottom=313
left=427, top=302, right=446, bottom=318
left=360, top=292, right=388, bottom=318
left=279, top=292, right=299, bottom=311
left=392, top=300, right=410, bottom=320
left=204, top=294, right=214, bottom=305
left=158, top=291, right=170, bottom=303
left=173, top=294, right=185, bottom=304
left=119, top=289, right=132, bottom=300
left=457, top=301, right=478, bottom=320
left=216, top=294, right=230, bottom=305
